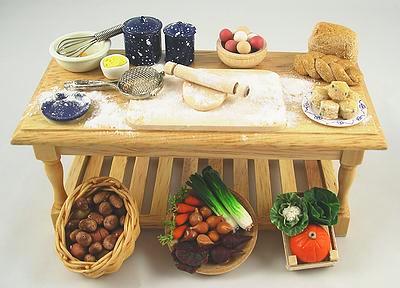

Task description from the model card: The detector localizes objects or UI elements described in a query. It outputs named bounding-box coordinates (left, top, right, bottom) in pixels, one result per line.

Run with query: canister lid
left=123, top=16, right=162, bottom=34
left=163, top=21, right=196, bottom=37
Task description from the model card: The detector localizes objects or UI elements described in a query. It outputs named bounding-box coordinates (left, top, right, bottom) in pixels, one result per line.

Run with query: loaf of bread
left=293, top=51, right=362, bottom=86
left=308, top=22, right=358, bottom=61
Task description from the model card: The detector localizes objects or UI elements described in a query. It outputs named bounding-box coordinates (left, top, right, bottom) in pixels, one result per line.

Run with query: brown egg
left=237, top=41, right=251, bottom=54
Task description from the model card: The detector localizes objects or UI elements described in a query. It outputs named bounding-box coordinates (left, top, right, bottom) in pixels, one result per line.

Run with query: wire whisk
left=56, top=24, right=123, bottom=57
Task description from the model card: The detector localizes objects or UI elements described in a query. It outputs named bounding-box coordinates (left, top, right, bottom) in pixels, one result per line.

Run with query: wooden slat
left=109, top=156, right=128, bottom=182
left=129, top=157, right=150, bottom=211
left=304, top=160, right=323, bottom=189
left=65, top=155, right=88, bottom=194
left=208, top=158, right=223, bottom=177
left=181, top=158, right=198, bottom=184
left=233, top=159, right=249, bottom=199
left=254, top=159, right=272, bottom=218
left=82, top=155, right=104, bottom=181
left=278, top=160, right=297, bottom=193
left=150, top=157, right=174, bottom=215
left=320, top=160, right=338, bottom=193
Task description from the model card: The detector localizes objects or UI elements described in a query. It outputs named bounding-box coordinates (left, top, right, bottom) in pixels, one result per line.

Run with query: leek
left=202, top=166, right=254, bottom=231
left=187, top=173, right=238, bottom=230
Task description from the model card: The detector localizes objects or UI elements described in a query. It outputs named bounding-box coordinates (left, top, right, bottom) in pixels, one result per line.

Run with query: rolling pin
left=164, top=62, right=250, bottom=97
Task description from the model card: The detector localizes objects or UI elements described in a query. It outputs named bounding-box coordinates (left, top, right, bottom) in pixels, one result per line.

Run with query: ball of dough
left=237, top=41, right=251, bottom=54
left=235, top=26, right=251, bottom=34
left=182, top=81, right=226, bottom=111
left=327, top=81, right=350, bottom=101
left=233, top=31, right=248, bottom=42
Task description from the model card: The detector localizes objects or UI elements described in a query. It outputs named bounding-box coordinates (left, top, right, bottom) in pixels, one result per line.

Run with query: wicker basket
left=55, top=177, right=140, bottom=278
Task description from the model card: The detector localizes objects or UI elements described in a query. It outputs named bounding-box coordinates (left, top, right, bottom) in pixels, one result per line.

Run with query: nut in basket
left=55, top=176, right=140, bottom=278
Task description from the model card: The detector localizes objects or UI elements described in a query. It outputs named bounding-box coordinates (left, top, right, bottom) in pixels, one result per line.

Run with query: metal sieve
left=64, top=66, right=164, bottom=99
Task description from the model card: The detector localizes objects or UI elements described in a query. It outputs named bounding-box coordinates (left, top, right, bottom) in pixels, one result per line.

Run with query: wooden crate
left=279, top=160, right=339, bottom=270
left=65, top=156, right=338, bottom=231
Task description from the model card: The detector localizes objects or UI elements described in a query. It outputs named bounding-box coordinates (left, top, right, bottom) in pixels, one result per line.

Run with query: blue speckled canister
left=122, top=16, right=162, bottom=65
left=163, top=21, right=196, bottom=66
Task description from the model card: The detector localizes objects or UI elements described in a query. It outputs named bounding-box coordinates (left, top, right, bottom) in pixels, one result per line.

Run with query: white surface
left=127, top=70, right=287, bottom=130
left=0, top=0, right=399, bottom=287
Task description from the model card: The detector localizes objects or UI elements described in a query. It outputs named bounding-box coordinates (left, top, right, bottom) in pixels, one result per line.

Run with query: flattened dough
left=182, top=81, right=226, bottom=111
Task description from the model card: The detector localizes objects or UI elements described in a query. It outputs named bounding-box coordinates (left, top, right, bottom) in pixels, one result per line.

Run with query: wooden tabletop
left=11, top=51, right=387, bottom=158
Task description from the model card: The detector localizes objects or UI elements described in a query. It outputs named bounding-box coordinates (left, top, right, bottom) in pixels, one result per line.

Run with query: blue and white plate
left=302, top=94, right=368, bottom=127
left=41, top=91, right=91, bottom=122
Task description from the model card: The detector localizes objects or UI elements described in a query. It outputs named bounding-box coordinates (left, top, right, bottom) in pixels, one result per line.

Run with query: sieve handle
left=64, top=80, right=118, bottom=91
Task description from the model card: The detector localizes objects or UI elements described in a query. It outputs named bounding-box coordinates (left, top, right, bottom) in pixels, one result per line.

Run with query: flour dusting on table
left=33, top=72, right=314, bottom=130
left=127, top=71, right=290, bottom=129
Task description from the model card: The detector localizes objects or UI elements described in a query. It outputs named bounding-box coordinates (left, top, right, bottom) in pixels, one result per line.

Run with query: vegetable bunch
left=187, top=166, right=254, bottom=231
left=270, top=187, right=340, bottom=236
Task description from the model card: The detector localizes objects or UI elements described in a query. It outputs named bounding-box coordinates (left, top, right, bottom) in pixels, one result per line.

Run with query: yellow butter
left=103, top=55, right=127, bottom=68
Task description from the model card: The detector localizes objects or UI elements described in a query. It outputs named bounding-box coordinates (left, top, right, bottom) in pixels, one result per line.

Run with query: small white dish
left=49, top=31, right=111, bottom=72
left=302, top=94, right=368, bottom=127
left=100, top=54, right=130, bottom=80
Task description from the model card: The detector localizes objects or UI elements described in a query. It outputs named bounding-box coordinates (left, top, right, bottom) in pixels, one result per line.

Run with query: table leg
left=335, top=150, right=364, bottom=236
left=33, top=145, right=67, bottom=227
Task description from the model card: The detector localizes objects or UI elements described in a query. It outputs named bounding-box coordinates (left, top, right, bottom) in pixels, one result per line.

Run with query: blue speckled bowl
left=163, top=21, right=196, bottom=65
left=123, top=16, right=162, bottom=66
left=41, top=92, right=91, bottom=122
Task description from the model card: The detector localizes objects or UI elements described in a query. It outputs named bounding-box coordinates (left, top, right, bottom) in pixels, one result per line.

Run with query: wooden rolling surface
left=65, top=155, right=339, bottom=232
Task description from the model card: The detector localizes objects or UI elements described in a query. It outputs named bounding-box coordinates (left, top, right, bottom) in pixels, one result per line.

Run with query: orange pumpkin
left=289, top=224, right=331, bottom=263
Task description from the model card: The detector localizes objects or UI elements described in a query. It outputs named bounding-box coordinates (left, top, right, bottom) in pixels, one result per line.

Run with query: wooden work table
left=11, top=51, right=387, bottom=236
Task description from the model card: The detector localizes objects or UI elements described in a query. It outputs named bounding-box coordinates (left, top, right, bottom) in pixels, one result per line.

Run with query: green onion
left=187, top=173, right=238, bottom=230
left=202, top=166, right=253, bottom=231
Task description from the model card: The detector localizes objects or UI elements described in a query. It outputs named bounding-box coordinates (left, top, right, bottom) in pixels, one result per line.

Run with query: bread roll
left=327, top=81, right=350, bottom=101
left=339, top=99, right=358, bottom=120
left=319, top=100, right=339, bottom=119
left=308, top=22, right=358, bottom=62
left=311, top=86, right=329, bottom=109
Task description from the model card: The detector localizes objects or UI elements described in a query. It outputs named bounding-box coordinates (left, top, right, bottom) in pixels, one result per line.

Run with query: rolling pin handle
left=234, top=83, right=250, bottom=97
left=164, top=61, right=178, bottom=75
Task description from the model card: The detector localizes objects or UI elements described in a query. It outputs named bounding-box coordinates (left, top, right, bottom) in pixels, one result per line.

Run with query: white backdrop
left=1, top=0, right=399, bottom=287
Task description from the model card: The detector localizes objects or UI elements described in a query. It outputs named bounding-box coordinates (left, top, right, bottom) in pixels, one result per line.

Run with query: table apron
left=55, top=146, right=342, bottom=160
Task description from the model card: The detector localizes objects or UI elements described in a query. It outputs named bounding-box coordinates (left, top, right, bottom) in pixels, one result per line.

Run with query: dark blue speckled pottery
left=123, top=16, right=162, bottom=66
left=163, top=21, right=196, bottom=66
left=41, top=92, right=90, bottom=122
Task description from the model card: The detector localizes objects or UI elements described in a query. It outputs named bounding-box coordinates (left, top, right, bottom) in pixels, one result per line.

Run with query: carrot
left=176, top=203, right=195, bottom=213
left=173, top=224, right=188, bottom=240
left=175, top=213, right=189, bottom=226
left=184, top=195, right=203, bottom=207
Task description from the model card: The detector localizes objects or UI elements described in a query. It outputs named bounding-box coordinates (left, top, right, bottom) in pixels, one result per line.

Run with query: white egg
left=233, top=31, right=248, bottom=42
left=247, top=33, right=258, bottom=40
left=235, top=26, right=251, bottom=34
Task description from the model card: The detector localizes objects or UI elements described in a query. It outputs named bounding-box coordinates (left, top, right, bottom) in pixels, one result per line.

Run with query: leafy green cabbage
left=304, top=187, right=340, bottom=226
left=270, top=193, right=308, bottom=236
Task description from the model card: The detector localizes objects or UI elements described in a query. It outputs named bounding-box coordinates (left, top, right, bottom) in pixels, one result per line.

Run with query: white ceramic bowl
left=100, top=54, right=130, bottom=79
left=49, top=31, right=111, bottom=72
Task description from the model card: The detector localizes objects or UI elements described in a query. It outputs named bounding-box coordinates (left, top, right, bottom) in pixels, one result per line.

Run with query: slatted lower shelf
left=65, top=156, right=338, bottom=230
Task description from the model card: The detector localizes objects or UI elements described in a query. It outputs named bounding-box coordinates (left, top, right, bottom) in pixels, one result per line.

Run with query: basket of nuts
left=55, top=177, right=140, bottom=278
